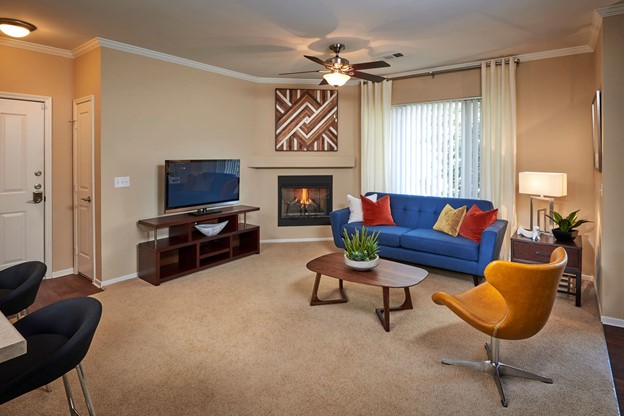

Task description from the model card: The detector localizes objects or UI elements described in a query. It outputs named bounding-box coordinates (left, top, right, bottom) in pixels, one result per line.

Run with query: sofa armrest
left=476, top=219, right=509, bottom=276
left=329, top=208, right=350, bottom=248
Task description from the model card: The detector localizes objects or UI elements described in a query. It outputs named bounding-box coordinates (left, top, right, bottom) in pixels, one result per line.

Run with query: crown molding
left=94, top=37, right=258, bottom=82
left=72, top=37, right=100, bottom=57
left=596, top=3, right=624, bottom=17
left=590, top=11, right=603, bottom=50
left=517, top=45, right=593, bottom=62
left=0, top=36, right=599, bottom=85
left=0, top=37, right=73, bottom=58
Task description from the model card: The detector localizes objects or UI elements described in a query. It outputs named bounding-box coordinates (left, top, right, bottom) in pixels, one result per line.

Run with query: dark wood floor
left=32, top=275, right=624, bottom=412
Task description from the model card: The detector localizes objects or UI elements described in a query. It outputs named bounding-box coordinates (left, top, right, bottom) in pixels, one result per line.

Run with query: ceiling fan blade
left=278, top=70, right=324, bottom=75
left=351, top=61, right=391, bottom=70
left=352, top=71, right=387, bottom=83
left=305, top=55, right=328, bottom=66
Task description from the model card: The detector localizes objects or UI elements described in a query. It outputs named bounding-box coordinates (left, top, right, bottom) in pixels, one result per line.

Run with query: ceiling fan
left=279, top=43, right=390, bottom=87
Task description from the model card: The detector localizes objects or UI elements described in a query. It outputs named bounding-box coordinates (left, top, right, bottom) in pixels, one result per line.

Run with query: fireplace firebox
left=278, top=176, right=332, bottom=226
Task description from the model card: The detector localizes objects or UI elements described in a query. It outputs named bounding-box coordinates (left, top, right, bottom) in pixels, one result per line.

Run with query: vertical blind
left=388, top=98, right=481, bottom=198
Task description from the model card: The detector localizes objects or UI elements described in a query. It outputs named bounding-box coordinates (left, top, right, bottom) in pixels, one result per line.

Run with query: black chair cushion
left=0, top=297, right=101, bottom=405
left=0, top=334, right=68, bottom=385
left=0, top=288, right=11, bottom=302
left=0, top=261, right=47, bottom=316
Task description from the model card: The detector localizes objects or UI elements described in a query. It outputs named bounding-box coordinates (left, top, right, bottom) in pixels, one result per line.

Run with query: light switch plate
left=114, top=176, right=130, bottom=188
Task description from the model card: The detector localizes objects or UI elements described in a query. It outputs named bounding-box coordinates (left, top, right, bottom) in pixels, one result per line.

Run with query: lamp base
left=529, top=196, right=554, bottom=233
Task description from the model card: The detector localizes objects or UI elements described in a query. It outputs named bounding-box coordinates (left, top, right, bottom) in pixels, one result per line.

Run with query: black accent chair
left=0, top=261, right=47, bottom=318
left=0, top=297, right=102, bottom=415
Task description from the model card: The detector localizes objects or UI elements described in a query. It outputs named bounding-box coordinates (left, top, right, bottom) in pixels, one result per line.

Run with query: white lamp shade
left=323, top=71, right=350, bottom=87
left=518, top=172, right=567, bottom=197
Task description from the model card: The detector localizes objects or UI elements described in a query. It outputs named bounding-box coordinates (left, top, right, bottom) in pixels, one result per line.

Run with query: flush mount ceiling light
left=0, top=18, right=37, bottom=38
left=323, top=70, right=351, bottom=87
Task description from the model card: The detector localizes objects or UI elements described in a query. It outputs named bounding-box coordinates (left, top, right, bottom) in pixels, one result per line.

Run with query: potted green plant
left=342, top=227, right=381, bottom=271
left=545, top=210, right=591, bottom=242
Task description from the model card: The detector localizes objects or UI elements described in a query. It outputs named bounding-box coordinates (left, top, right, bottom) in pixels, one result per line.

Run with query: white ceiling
left=1, top=0, right=618, bottom=79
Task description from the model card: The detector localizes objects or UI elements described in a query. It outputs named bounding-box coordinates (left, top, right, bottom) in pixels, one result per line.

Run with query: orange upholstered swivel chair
left=432, top=247, right=568, bottom=407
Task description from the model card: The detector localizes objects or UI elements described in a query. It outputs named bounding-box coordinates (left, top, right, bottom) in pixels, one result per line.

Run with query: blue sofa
left=330, top=192, right=508, bottom=285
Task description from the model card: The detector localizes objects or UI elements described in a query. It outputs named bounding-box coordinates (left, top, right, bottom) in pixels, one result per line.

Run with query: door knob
left=27, top=191, right=43, bottom=204
left=81, top=196, right=92, bottom=203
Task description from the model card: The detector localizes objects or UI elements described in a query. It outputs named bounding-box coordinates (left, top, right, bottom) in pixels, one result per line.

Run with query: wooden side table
left=510, top=232, right=582, bottom=307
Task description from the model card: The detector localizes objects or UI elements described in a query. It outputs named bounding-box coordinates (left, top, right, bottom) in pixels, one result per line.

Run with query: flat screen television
left=165, top=159, right=240, bottom=214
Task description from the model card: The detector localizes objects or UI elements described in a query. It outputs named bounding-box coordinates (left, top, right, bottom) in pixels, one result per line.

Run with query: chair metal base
left=441, top=337, right=552, bottom=407
left=62, top=363, right=96, bottom=416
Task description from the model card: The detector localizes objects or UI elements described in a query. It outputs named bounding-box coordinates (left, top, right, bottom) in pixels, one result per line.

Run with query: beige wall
left=392, top=68, right=481, bottom=104
left=592, top=30, right=604, bottom=308
left=599, top=13, right=624, bottom=321
left=516, top=53, right=597, bottom=276
left=0, top=45, right=74, bottom=273
left=97, top=48, right=360, bottom=280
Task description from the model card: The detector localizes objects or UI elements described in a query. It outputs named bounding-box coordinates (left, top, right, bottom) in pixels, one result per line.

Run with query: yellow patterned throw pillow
left=433, top=204, right=467, bottom=237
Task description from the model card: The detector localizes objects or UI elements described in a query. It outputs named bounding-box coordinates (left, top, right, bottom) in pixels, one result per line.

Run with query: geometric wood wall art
left=275, top=89, right=338, bottom=151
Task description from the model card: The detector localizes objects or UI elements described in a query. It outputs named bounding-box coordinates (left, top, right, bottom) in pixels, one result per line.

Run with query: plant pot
left=552, top=228, right=578, bottom=242
left=344, top=254, right=380, bottom=271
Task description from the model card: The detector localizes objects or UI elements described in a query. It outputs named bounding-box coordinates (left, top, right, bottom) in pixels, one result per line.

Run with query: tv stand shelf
left=137, top=205, right=260, bottom=285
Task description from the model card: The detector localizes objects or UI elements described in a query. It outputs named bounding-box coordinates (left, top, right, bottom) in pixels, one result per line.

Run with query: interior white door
left=73, top=97, right=95, bottom=280
left=0, top=98, right=45, bottom=270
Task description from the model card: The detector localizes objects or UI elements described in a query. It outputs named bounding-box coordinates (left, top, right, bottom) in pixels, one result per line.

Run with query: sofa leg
left=472, top=275, right=481, bottom=286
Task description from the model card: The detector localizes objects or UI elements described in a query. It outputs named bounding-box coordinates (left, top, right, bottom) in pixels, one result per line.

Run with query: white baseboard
left=101, top=272, right=138, bottom=287
left=601, top=316, right=624, bottom=328
left=260, top=237, right=333, bottom=243
left=49, top=268, right=74, bottom=279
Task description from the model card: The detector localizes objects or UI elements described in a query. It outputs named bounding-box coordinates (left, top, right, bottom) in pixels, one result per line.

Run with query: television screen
left=165, top=159, right=240, bottom=213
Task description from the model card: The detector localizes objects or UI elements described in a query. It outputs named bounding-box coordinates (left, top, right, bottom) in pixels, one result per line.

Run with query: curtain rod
left=387, top=57, right=520, bottom=81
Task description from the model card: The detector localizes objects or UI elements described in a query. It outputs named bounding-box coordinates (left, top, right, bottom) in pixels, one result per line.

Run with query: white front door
left=0, top=98, right=45, bottom=270
left=73, top=97, right=95, bottom=281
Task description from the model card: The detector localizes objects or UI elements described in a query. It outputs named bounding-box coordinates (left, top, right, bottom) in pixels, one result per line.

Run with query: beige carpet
left=1, top=241, right=619, bottom=415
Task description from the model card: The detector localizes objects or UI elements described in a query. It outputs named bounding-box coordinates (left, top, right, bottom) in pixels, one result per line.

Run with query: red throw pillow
left=459, top=205, right=498, bottom=243
left=361, top=195, right=396, bottom=226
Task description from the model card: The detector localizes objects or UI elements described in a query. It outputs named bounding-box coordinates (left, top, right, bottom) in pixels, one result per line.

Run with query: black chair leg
left=472, top=275, right=481, bottom=286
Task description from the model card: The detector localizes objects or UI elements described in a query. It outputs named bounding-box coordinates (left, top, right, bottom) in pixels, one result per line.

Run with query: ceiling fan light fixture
left=0, top=18, right=37, bottom=38
left=323, top=71, right=350, bottom=87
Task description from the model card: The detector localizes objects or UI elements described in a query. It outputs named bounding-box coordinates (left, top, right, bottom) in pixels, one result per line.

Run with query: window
left=389, top=98, right=481, bottom=198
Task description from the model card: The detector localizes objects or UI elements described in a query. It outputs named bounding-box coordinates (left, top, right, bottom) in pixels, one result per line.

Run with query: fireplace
left=278, top=175, right=332, bottom=226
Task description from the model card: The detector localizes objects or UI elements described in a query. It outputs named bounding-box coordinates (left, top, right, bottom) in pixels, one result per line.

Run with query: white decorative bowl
left=344, top=254, right=380, bottom=271
left=195, top=221, right=228, bottom=237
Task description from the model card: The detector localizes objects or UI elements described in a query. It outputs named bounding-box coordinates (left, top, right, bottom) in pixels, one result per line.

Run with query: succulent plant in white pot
left=342, top=227, right=381, bottom=271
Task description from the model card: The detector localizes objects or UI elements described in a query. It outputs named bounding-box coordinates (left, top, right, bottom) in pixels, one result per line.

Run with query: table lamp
left=518, top=172, right=567, bottom=232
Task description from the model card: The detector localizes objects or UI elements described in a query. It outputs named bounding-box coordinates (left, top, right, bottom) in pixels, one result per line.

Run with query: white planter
left=195, top=221, right=228, bottom=237
left=344, top=254, right=380, bottom=271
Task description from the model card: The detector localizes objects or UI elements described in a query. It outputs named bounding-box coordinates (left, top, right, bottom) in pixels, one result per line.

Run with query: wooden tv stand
left=137, top=205, right=260, bottom=285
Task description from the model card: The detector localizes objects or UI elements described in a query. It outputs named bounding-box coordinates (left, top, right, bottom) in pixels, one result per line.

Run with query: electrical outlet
left=114, top=176, right=130, bottom=188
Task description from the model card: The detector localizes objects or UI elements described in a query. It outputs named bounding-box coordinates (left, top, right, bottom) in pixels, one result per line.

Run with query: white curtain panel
left=481, top=58, right=517, bottom=258
left=360, top=80, right=392, bottom=194
left=389, top=99, right=481, bottom=198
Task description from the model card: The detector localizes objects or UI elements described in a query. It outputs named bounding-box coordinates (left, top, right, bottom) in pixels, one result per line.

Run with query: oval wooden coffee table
left=306, top=252, right=428, bottom=332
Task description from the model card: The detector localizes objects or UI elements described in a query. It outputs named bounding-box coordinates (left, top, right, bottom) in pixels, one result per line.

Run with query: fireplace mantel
left=248, top=156, right=355, bottom=169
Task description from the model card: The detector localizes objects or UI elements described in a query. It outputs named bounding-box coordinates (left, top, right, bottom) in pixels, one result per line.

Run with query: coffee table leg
left=310, top=273, right=349, bottom=306
left=375, top=287, right=414, bottom=332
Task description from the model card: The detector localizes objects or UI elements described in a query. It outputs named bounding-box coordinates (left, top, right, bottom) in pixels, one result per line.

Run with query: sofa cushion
left=432, top=204, right=467, bottom=236
left=362, top=195, right=396, bottom=226
left=347, top=193, right=377, bottom=223
left=400, top=228, right=479, bottom=261
left=459, top=205, right=499, bottom=243
left=342, top=223, right=411, bottom=248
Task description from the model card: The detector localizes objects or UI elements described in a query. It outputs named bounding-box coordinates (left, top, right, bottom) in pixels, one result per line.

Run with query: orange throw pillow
left=361, top=195, right=396, bottom=226
left=459, top=205, right=498, bottom=243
